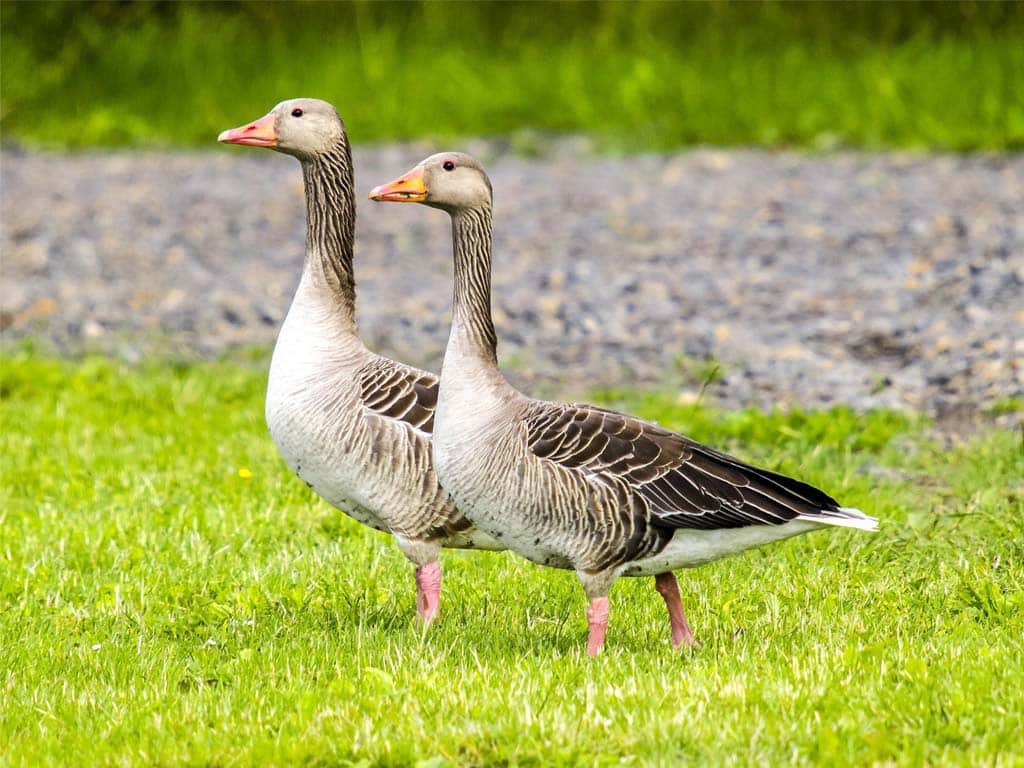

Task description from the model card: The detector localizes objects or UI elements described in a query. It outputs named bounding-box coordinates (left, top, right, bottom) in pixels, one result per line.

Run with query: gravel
left=2, top=142, right=1021, bottom=428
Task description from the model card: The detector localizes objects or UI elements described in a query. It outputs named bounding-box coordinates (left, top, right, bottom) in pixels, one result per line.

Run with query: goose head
left=369, top=152, right=492, bottom=212
left=218, top=98, right=346, bottom=160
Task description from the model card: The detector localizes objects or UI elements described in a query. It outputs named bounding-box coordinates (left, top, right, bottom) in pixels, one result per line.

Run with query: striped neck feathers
left=450, top=205, right=498, bottom=365
left=300, top=141, right=357, bottom=329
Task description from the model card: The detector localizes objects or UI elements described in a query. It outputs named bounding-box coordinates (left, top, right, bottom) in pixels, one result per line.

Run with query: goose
left=218, top=102, right=502, bottom=624
left=370, top=153, right=878, bottom=655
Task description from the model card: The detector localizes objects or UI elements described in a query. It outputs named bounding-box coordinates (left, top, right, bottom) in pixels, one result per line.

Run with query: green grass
left=2, top=351, right=1022, bottom=766
left=3, top=1, right=1023, bottom=151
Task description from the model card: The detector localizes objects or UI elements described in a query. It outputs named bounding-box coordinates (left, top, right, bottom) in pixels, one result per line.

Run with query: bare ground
left=2, top=143, right=1021, bottom=428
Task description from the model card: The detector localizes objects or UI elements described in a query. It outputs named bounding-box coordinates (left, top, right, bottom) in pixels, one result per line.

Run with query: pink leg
left=586, top=597, right=610, bottom=656
left=414, top=561, right=442, bottom=625
left=655, top=572, right=697, bottom=647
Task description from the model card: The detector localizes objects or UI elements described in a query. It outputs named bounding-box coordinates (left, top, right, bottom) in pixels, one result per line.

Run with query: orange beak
left=369, top=166, right=427, bottom=203
left=218, top=112, right=278, bottom=147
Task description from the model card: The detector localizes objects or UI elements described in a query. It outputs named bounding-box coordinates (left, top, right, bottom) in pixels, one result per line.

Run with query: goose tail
left=798, top=506, right=878, bottom=531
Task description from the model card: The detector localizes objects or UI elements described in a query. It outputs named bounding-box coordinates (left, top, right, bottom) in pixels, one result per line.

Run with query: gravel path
left=2, top=143, right=1021, bottom=426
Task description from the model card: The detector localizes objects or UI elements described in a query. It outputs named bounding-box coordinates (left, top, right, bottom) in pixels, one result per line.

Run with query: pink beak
left=218, top=112, right=278, bottom=147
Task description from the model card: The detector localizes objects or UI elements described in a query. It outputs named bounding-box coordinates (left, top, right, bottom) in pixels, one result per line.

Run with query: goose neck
left=449, top=205, right=498, bottom=366
left=299, top=144, right=357, bottom=332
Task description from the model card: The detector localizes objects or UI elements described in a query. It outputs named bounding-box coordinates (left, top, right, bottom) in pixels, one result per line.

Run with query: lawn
left=1, top=351, right=1021, bottom=766
left=2, top=1, right=1023, bottom=151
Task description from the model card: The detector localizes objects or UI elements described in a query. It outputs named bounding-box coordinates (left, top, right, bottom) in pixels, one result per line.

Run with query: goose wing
left=358, top=358, right=482, bottom=540
left=358, top=359, right=438, bottom=435
left=525, top=401, right=867, bottom=530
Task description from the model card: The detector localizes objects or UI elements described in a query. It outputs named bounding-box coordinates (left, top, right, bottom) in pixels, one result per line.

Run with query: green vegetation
left=2, top=351, right=1022, bottom=766
left=2, top=1, right=1023, bottom=150
left=987, top=396, right=1024, bottom=417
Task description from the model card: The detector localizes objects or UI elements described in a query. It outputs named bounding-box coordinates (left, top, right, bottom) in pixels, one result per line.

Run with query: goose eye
left=443, top=160, right=455, bottom=171
left=291, top=108, right=303, bottom=118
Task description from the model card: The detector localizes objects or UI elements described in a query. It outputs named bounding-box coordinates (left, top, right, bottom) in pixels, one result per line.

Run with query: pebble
left=1, top=143, right=1021, bottom=432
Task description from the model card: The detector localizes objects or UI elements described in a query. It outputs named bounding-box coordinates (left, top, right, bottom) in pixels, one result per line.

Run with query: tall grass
left=2, top=1, right=1022, bottom=150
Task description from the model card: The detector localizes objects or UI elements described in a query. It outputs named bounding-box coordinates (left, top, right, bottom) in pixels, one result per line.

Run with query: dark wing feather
left=524, top=401, right=841, bottom=530
left=358, top=359, right=438, bottom=433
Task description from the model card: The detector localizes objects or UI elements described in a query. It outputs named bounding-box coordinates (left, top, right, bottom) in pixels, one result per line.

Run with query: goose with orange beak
left=368, top=165, right=427, bottom=202
left=371, top=153, right=877, bottom=655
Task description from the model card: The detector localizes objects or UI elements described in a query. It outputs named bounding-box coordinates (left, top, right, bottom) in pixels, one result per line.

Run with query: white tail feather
left=798, top=506, right=879, bottom=531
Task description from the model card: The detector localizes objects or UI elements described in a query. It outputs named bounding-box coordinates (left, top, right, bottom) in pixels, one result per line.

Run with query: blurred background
left=2, top=0, right=1023, bottom=150
left=2, top=1, right=1022, bottom=420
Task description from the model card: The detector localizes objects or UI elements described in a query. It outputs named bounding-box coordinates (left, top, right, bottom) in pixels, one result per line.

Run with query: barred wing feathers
left=525, top=402, right=876, bottom=532
left=358, top=359, right=439, bottom=434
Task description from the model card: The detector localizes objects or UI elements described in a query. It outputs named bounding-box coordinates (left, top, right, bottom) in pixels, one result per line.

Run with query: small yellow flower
left=238, top=467, right=253, bottom=479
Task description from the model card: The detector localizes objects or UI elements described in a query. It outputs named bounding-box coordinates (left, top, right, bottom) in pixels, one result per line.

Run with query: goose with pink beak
left=219, top=101, right=503, bottom=625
